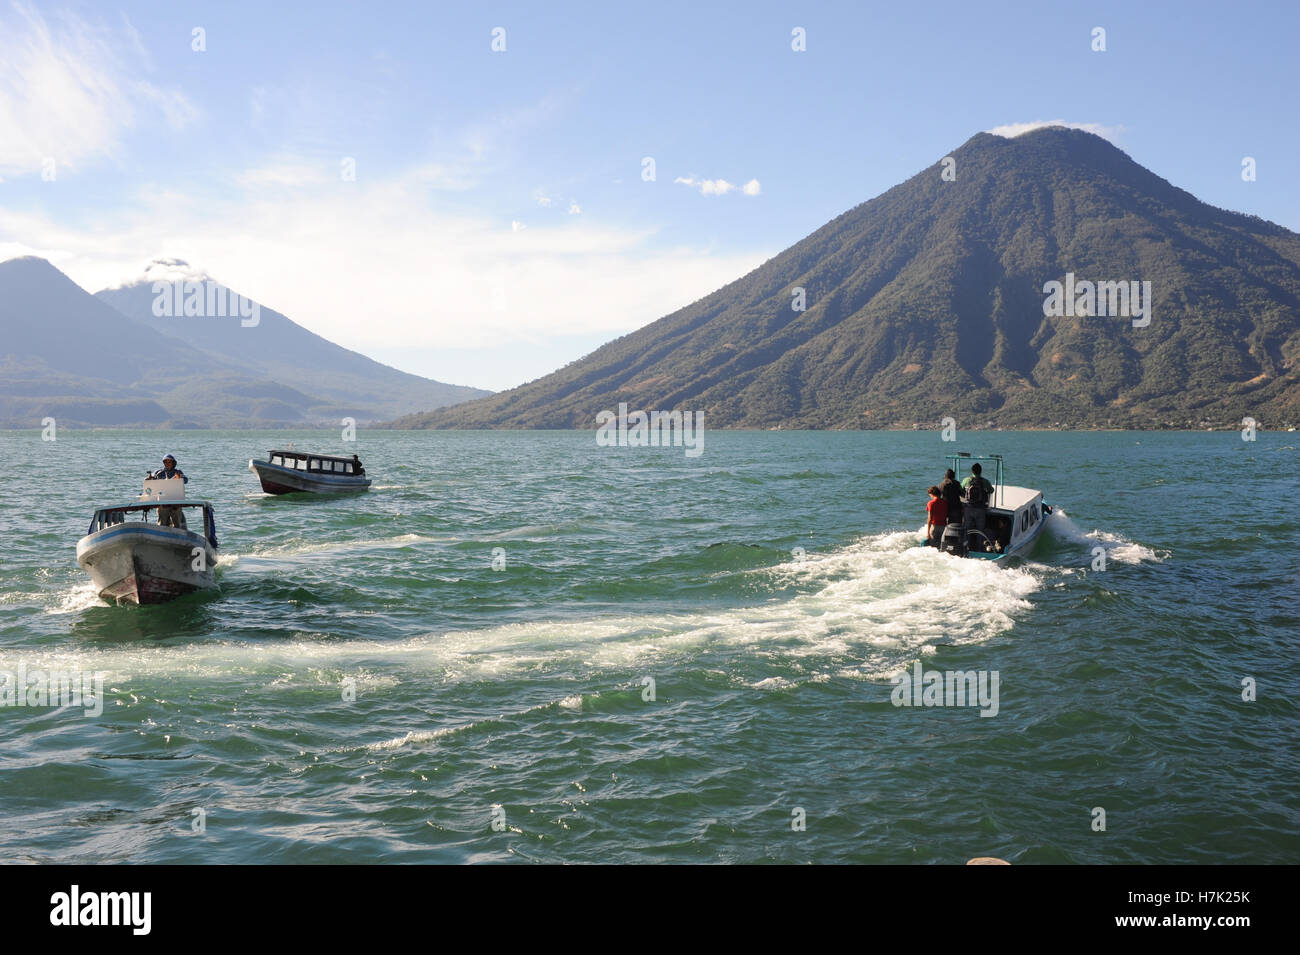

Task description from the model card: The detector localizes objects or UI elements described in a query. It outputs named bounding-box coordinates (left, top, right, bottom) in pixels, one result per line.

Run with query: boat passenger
left=150, top=454, right=189, bottom=483
left=150, top=454, right=188, bottom=527
left=939, top=469, right=963, bottom=526
left=157, top=506, right=187, bottom=529
left=993, top=515, right=1011, bottom=552
left=925, top=485, right=947, bottom=547
left=352, top=454, right=365, bottom=476
left=961, top=463, right=995, bottom=551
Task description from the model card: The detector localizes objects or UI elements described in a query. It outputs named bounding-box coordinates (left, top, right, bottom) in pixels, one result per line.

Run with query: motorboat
left=248, top=449, right=372, bottom=494
left=923, top=453, right=1050, bottom=561
left=76, top=478, right=219, bottom=605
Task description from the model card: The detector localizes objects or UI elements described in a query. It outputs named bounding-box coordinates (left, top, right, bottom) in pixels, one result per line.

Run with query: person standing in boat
left=925, top=485, right=948, bottom=547
left=960, top=463, right=995, bottom=551
left=149, top=454, right=189, bottom=527
left=150, top=454, right=189, bottom=484
left=939, top=469, right=964, bottom=528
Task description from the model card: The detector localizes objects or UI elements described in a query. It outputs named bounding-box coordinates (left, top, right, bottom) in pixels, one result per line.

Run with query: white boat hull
left=926, top=486, right=1049, bottom=561
left=76, top=525, right=217, bottom=605
left=987, top=501, right=1047, bottom=558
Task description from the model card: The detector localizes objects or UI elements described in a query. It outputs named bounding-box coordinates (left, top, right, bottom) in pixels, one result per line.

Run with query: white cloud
left=568, top=200, right=581, bottom=215
left=97, top=257, right=209, bottom=289
left=535, top=193, right=555, bottom=207
left=0, top=3, right=197, bottom=176
left=135, top=83, right=199, bottom=131
left=675, top=176, right=733, bottom=195
left=511, top=220, right=526, bottom=232
left=462, top=93, right=570, bottom=162
left=237, top=162, right=335, bottom=188
left=410, top=162, right=478, bottom=190
left=0, top=170, right=771, bottom=361
left=674, top=175, right=761, bottom=197
left=986, top=120, right=1124, bottom=142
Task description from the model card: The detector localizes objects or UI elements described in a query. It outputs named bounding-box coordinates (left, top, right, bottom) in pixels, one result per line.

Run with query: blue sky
left=1, top=0, right=1297, bottom=390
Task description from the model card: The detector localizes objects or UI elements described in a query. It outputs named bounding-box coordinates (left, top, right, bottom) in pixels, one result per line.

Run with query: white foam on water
left=352, top=689, right=604, bottom=753
left=751, top=676, right=795, bottom=690
left=479, top=524, right=560, bottom=541
left=221, top=532, right=438, bottom=568
left=363, top=724, right=468, bottom=752
left=265, top=668, right=398, bottom=693
left=44, top=582, right=104, bottom=615
left=6, top=529, right=1043, bottom=689
left=732, top=530, right=1040, bottom=678
left=1046, top=508, right=1163, bottom=564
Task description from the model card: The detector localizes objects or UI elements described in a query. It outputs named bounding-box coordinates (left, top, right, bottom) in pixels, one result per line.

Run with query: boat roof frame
left=947, top=451, right=1005, bottom=509
left=267, top=449, right=359, bottom=464
left=88, top=499, right=218, bottom=548
left=94, top=500, right=214, bottom=515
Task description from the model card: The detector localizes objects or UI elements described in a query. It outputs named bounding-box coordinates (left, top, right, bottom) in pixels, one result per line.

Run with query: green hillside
left=390, top=127, right=1300, bottom=431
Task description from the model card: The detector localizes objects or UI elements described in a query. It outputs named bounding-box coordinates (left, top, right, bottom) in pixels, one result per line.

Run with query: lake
left=0, top=428, right=1295, bottom=863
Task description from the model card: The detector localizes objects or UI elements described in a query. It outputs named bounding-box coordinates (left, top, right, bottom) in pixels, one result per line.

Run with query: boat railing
left=89, top=501, right=218, bottom=548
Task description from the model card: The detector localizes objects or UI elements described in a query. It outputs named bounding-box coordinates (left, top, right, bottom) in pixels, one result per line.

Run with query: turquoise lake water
left=0, top=429, right=1296, bottom=863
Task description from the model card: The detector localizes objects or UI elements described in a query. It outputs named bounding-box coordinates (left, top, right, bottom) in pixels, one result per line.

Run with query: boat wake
left=1045, top=508, right=1163, bottom=564
left=9, top=529, right=1045, bottom=690
left=44, top=582, right=104, bottom=615
left=221, top=532, right=439, bottom=568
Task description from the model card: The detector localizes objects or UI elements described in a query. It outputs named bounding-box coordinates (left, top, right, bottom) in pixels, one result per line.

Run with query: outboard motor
left=939, top=521, right=966, bottom=557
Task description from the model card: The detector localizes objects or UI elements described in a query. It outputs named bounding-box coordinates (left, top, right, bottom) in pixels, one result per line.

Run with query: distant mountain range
left=389, top=127, right=1300, bottom=431
left=0, top=257, right=489, bottom=428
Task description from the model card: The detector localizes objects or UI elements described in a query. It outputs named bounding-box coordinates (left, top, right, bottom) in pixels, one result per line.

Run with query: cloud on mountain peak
left=986, top=120, right=1124, bottom=142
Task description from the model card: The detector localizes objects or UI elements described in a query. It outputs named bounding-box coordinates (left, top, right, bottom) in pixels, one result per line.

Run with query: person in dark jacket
left=149, top=454, right=188, bottom=483
left=939, top=469, right=963, bottom=527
